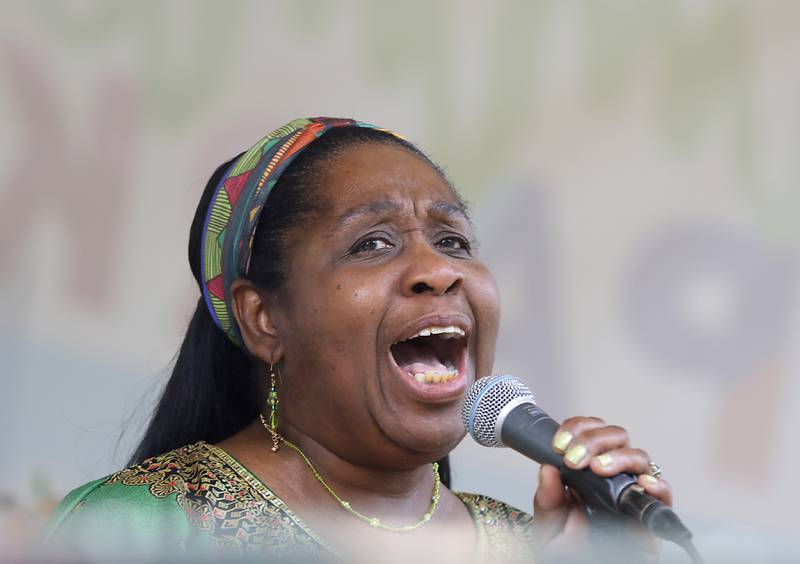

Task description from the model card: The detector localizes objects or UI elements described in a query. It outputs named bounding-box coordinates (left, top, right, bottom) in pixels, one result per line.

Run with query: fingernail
left=642, top=474, right=659, bottom=486
left=564, top=444, right=587, bottom=466
left=595, top=453, right=613, bottom=467
left=552, top=430, right=573, bottom=452
left=538, top=466, right=543, bottom=482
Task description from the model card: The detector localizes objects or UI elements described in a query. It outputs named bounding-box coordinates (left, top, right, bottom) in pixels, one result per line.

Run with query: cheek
left=470, top=266, right=501, bottom=372
left=282, top=270, right=390, bottom=365
left=335, top=268, right=393, bottom=321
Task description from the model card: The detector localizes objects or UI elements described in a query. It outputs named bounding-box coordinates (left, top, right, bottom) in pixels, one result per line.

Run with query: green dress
left=45, top=442, right=533, bottom=561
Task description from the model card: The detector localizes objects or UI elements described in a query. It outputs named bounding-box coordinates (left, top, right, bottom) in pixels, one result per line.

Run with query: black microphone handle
left=501, top=402, right=693, bottom=544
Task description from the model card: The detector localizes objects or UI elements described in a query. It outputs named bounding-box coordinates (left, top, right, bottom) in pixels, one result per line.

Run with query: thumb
left=533, top=464, right=568, bottom=513
left=532, top=464, right=569, bottom=549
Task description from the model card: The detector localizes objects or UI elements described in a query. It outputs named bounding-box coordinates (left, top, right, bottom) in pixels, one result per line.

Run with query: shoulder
left=44, top=443, right=214, bottom=553
left=454, top=491, right=533, bottom=529
left=454, top=491, right=534, bottom=559
left=45, top=442, right=330, bottom=557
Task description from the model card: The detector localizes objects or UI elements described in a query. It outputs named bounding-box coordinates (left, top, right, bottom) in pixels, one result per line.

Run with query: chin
left=380, top=411, right=467, bottom=461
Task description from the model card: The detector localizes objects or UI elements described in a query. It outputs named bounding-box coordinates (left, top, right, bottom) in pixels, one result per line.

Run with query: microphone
left=461, top=375, right=696, bottom=550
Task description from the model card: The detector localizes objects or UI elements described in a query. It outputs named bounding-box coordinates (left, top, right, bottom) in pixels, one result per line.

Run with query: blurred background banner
left=1, top=1, right=798, bottom=561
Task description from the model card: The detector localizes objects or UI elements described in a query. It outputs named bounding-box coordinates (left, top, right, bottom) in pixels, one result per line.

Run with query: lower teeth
left=411, top=370, right=458, bottom=384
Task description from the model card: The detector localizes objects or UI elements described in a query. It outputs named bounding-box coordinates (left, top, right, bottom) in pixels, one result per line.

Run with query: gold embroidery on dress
left=454, top=492, right=534, bottom=561
left=107, top=442, right=332, bottom=556
left=107, top=442, right=532, bottom=559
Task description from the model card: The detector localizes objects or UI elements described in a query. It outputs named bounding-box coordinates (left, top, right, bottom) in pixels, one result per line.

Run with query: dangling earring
left=259, top=362, right=281, bottom=452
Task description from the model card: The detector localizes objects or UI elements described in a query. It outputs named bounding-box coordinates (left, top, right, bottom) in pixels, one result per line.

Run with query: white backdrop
left=2, top=2, right=798, bottom=561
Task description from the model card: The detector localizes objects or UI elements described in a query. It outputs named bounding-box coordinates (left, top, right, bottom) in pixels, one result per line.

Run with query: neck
left=221, top=419, right=448, bottom=536
left=277, top=419, right=434, bottom=501
left=219, top=420, right=474, bottom=557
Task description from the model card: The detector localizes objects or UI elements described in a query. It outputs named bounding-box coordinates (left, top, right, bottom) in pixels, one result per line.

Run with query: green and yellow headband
left=201, top=117, right=402, bottom=347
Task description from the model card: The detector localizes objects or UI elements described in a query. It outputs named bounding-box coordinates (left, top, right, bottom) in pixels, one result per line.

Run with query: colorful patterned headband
left=201, top=117, right=403, bottom=347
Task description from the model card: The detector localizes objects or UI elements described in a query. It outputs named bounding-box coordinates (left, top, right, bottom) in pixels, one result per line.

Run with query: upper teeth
left=407, top=326, right=466, bottom=340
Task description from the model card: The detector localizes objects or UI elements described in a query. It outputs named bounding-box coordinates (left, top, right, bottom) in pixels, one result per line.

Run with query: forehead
left=316, top=143, right=458, bottom=216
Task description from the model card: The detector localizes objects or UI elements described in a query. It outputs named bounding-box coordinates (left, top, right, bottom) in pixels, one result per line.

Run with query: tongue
left=403, top=360, right=450, bottom=375
left=391, top=340, right=451, bottom=375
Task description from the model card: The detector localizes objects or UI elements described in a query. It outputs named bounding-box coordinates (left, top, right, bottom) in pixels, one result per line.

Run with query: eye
left=351, top=236, right=395, bottom=255
left=436, top=235, right=472, bottom=254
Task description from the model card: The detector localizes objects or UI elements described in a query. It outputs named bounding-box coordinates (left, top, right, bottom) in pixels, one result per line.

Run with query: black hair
left=130, top=127, right=454, bottom=488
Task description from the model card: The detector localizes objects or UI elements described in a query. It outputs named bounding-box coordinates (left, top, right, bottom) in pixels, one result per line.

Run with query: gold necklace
left=259, top=414, right=441, bottom=532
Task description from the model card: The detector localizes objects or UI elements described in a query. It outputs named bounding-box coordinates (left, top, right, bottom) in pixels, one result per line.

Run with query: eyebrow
left=427, top=201, right=470, bottom=224
left=335, top=199, right=470, bottom=228
left=336, top=200, right=403, bottom=228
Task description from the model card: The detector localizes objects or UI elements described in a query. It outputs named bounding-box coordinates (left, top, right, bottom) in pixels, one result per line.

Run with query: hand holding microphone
left=462, top=375, right=701, bottom=563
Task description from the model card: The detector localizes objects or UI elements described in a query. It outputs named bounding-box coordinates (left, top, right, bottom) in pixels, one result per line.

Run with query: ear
left=229, top=279, right=284, bottom=364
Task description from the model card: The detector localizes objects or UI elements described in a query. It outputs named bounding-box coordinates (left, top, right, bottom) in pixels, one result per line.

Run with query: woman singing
left=46, top=117, right=672, bottom=562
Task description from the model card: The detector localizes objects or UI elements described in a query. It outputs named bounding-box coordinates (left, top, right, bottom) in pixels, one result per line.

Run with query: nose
left=401, top=240, right=464, bottom=297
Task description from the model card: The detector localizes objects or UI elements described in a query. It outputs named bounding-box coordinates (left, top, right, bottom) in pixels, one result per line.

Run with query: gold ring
left=648, top=462, right=663, bottom=479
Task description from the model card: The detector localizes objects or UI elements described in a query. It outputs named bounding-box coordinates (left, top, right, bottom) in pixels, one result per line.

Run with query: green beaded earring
left=260, top=362, right=281, bottom=452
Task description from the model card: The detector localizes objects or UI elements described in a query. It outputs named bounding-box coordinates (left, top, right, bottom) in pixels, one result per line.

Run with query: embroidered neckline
left=107, top=441, right=530, bottom=558
left=205, top=442, right=512, bottom=557
left=200, top=442, right=335, bottom=552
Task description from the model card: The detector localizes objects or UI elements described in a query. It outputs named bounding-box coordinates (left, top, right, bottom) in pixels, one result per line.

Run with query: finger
left=551, top=416, right=606, bottom=453
left=589, top=447, right=650, bottom=476
left=562, top=425, right=630, bottom=470
left=638, top=475, right=673, bottom=507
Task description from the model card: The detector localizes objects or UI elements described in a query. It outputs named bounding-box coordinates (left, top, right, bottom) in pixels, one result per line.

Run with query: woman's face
left=271, top=142, right=500, bottom=468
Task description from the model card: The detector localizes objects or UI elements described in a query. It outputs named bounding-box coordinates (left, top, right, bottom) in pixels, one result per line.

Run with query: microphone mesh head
left=461, top=375, right=535, bottom=447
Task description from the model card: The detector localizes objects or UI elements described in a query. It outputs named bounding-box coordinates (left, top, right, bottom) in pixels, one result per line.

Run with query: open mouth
left=390, top=325, right=467, bottom=385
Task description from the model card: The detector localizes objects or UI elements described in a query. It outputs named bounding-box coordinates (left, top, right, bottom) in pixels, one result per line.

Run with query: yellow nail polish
left=595, top=453, right=613, bottom=467
left=564, top=444, right=587, bottom=466
left=642, top=474, right=659, bottom=486
left=552, top=430, right=573, bottom=452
